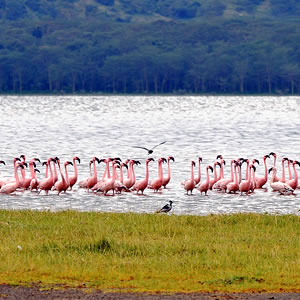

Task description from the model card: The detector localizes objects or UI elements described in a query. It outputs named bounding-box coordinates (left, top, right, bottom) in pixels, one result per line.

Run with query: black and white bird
left=132, top=141, right=167, bottom=155
left=156, top=200, right=173, bottom=213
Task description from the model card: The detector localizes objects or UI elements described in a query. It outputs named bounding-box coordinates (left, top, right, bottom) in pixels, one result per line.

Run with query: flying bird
left=132, top=141, right=167, bottom=155
left=156, top=200, right=173, bottom=213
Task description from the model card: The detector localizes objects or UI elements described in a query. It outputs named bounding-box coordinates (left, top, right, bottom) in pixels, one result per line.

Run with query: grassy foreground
left=0, top=210, right=299, bottom=293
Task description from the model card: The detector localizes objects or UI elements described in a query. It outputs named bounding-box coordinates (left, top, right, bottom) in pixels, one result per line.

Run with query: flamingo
left=0, top=160, right=6, bottom=188
left=78, top=157, right=100, bottom=189
left=113, top=162, right=128, bottom=194
left=148, top=157, right=166, bottom=192
left=1, top=157, right=21, bottom=186
left=198, top=165, right=213, bottom=195
left=239, top=163, right=255, bottom=195
left=21, top=159, right=40, bottom=190
left=213, top=159, right=235, bottom=192
left=30, top=168, right=40, bottom=192
left=227, top=161, right=240, bottom=194
left=54, top=160, right=73, bottom=195
left=38, top=158, right=56, bottom=195
left=285, top=160, right=300, bottom=190
left=69, top=156, right=80, bottom=190
left=124, top=160, right=140, bottom=189
left=209, top=161, right=221, bottom=189
left=254, top=155, right=270, bottom=188
left=279, top=157, right=289, bottom=183
left=269, top=167, right=294, bottom=194
left=162, top=156, right=175, bottom=188
left=95, top=161, right=120, bottom=195
left=133, top=158, right=154, bottom=194
left=183, top=160, right=196, bottom=195
left=194, top=157, right=202, bottom=186
left=0, top=163, right=24, bottom=194
left=269, top=152, right=280, bottom=182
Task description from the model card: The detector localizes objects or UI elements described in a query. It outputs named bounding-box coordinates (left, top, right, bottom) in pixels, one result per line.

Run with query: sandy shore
left=0, top=285, right=299, bottom=300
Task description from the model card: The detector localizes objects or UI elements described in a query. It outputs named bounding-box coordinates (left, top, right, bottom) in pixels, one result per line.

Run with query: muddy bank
left=0, top=285, right=299, bottom=300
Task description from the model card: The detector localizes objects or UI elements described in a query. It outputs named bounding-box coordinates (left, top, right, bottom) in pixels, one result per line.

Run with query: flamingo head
left=74, top=157, right=81, bottom=164
left=222, top=159, right=226, bottom=166
left=198, top=157, right=202, bottom=162
left=169, top=156, right=175, bottom=162
left=34, top=168, right=40, bottom=173
left=251, top=165, right=256, bottom=172
left=114, top=157, right=122, bottom=161
left=268, top=167, right=274, bottom=174
left=162, top=158, right=167, bottom=163
left=252, top=159, right=259, bottom=165
left=94, top=157, right=100, bottom=163
left=264, top=155, right=270, bottom=160
left=113, top=159, right=121, bottom=165
left=216, top=154, right=223, bottom=160
left=294, top=160, right=300, bottom=167
left=54, top=157, right=60, bottom=162
left=192, top=161, right=196, bottom=167
left=14, top=157, right=21, bottom=163
left=33, top=157, right=41, bottom=163
left=16, top=162, right=25, bottom=169
left=269, top=152, right=276, bottom=157
left=121, top=163, right=128, bottom=169
left=147, top=158, right=155, bottom=163
left=208, top=165, right=213, bottom=172
left=42, top=161, right=47, bottom=166
left=0, top=160, right=5, bottom=165
left=30, top=161, right=37, bottom=168
left=20, top=154, right=26, bottom=161
left=21, top=161, right=28, bottom=168
left=65, top=161, right=73, bottom=166
left=216, top=162, right=222, bottom=167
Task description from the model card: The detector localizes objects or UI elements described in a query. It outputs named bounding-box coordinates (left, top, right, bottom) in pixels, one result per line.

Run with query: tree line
left=1, top=17, right=300, bottom=94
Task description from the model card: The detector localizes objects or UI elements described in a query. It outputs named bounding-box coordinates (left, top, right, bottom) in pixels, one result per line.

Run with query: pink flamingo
left=124, top=160, right=140, bottom=189
left=279, top=157, right=289, bottom=183
left=209, top=161, right=221, bottom=189
left=54, top=160, right=73, bottom=195
left=95, top=161, right=120, bottom=195
left=0, top=160, right=6, bottom=188
left=0, top=162, right=24, bottom=194
left=162, top=156, right=175, bottom=188
left=269, top=167, right=294, bottom=194
left=183, top=161, right=196, bottom=195
left=21, top=158, right=40, bottom=190
left=213, top=159, right=235, bottom=192
left=134, top=158, right=154, bottom=194
left=285, top=160, right=300, bottom=190
left=269, top=152, right=281, bottom=182
left=113, top=162, right=128, bottom=194
left=79, top=157, right=101, bottom=189
left=68, top=156, right=80, bottom=190
left=1, top=157, right=21, bottom=185
left=254, top=155, right=270, bottom=188
left=148, top=157, right=166, bottom=192
left=194, top=157, right=202, bottom=186
left=198, top=165, right=213, bottom=195
left=38, top=158, right=56, bottom=195
left=227, top=161, right=240, bottom=194
left=239, top=163, right=254, bottom=195
left=30, top=168, right=40, bottom=192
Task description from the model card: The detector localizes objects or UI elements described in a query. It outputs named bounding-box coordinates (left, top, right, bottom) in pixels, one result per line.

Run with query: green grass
left=0, top=210, right=299, bottom=293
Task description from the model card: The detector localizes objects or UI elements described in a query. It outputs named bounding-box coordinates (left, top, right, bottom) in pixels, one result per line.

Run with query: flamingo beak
left=170, top=157, right=175, bottom=162
left=42, top=161, right=47, bottom=166
left=0, top=160, right=5, bottom=165
left=35, top=168, right=40, bottom=173
left=268, top=167, right=273, bottom=174
left=69, top=162, right=73, bottom=166
left=209, top=166, right=213, bottom=172
left=34, top=158, right=41, bottom=163
left=76, top=157, right=81, bottom=164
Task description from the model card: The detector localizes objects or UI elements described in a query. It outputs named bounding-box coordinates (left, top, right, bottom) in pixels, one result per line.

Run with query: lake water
left=0, top=95, right=299, bottom=215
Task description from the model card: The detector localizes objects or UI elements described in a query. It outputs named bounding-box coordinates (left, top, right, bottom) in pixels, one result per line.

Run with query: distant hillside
left=0, top=0, right=300, bottom=94
left=1, top=0, right=300, bottom=22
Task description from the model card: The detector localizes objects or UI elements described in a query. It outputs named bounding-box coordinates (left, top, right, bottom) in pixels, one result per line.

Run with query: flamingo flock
left=0, top=153, right=299, bottom=197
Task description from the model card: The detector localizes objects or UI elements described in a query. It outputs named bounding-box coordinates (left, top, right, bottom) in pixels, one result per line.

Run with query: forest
left=0, top=0, right=300, bottom=94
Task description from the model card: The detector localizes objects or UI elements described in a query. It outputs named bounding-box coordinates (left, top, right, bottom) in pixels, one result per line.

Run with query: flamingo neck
left=288, top=161, right=293, bottom=180
left=145, top=161, right=150, bottom=182
left=281, top=160, right=286, bottom=181
left=167, top=160, right=171, bottom=180
left=213, top=164, right=218, bottom=180
left=230, top=161, right=234, bottom=181
left=65, top=164, right=69, bottom=183
left=246, top=161, right=249, bottom=180
left=48, top=161, right=53, bottom=181
left=190, top=164, right=194, bottom=182
left=58, top=161, right=65, bottom=182
left=234, top=165, right=238, bottom=184
left=93, top=160, right=97, bottom=179
left=293, top=163, right=298, bottom=182
left=29, top=162, right=35, bottom=178
left=206, top=167, right=210, bottom=184
left=73, top=159, right=78, bottom=178
left=14, top=165, right=20, bottom=185
left=264, top=158, right=268, bottom=181
left=120, top=166, right=124, bottom=183
left=158, top=161, right=163, bottom=180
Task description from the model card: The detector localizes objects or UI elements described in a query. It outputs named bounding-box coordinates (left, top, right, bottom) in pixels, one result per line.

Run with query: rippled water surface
left=0, top=95, right=299, bottom=215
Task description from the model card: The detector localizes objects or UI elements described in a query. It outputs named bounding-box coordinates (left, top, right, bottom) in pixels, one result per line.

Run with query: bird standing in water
left=132, top=141, right=167, bottom=155
left=156, top=200, right=173, bottom=213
